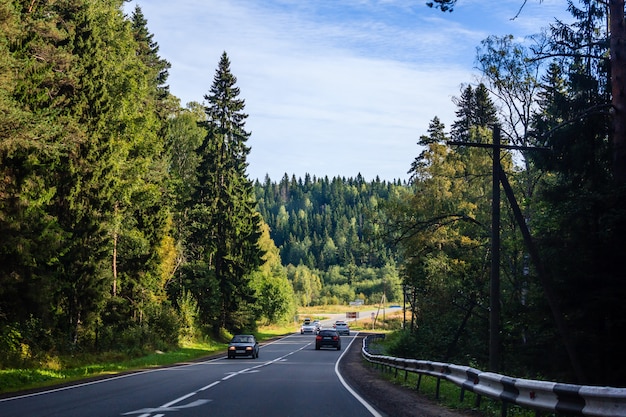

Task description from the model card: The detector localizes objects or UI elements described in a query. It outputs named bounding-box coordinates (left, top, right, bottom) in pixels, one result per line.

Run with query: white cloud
left=127, top=0, right=570, bottom=181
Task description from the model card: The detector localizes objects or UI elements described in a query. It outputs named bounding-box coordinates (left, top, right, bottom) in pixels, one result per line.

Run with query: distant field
left=296, top=304, right=407, bottom=332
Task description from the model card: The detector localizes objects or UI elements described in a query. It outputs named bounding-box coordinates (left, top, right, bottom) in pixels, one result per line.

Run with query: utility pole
left=490, top=126, right=501, bottom=372
left=449, top=127, right=503, bottom=371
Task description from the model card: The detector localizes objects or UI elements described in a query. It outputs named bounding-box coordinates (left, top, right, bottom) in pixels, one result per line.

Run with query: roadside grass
left=0, top=343, right=225, bottom=395
left=0, top=324, right=295, bottom=395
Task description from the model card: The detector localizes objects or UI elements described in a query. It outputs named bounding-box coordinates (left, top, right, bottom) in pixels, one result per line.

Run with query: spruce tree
left=450, top=83, right=498, bottom=143
left=450, top=85, right=474, bottom=142
left=188, top=52, right=263, bottom=333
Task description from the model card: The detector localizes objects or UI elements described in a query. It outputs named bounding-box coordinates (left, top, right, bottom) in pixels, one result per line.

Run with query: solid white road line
left=335, top=332, right=384, bottom=417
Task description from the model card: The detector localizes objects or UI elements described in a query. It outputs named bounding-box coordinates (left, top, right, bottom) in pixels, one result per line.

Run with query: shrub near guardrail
left=361, top=334, right=626, bottom=417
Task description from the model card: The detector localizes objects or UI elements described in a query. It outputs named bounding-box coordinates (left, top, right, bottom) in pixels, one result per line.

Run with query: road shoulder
left=338, top=333, right=479, bottom=417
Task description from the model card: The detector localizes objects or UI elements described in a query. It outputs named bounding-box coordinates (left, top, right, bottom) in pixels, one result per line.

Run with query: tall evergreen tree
left=0, top=0, right=69, bottom=342
left=106, top=3, right=174, bottom=330
left=130, top=5, right=176, bottom=119
left=450, top=83, right=498, bottom=143
left=450, top=85, right=474, bottom=142
left=187, top=52, right=264, bottom=333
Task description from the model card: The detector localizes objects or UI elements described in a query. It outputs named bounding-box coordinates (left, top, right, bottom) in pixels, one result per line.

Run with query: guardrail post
left=436, top=377, right=441, bottom=400
left=501, top=401, right=508, bottom=417
left=416, top=374, right=422, bottom=391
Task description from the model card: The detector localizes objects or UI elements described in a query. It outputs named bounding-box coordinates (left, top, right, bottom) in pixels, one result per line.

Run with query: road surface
left=0, top=333, right=382, bottom=417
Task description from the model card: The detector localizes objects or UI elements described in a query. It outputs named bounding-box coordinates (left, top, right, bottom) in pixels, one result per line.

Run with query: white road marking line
left=143, top=340, right=313, bottom=413
left=335, top=332, right=384, bottom=417
left=199, top=381, right=221, bottom=391
left=123, top=399, right=211, bottom=415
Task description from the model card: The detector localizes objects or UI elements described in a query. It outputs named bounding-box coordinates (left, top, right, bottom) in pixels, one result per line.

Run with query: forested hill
left=254, top=174, right=402, bottom=270
left=253, top=174, right=407, bottom=307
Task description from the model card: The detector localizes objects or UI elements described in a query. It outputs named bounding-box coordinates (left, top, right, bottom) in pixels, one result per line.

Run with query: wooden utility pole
left=609, top=0, right=626, bottom=183
left=489, top=126, right=501, bottom=372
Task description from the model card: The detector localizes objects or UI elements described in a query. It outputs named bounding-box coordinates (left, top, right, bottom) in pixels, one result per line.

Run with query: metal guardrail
left=361, top=334, right=626, bottom=417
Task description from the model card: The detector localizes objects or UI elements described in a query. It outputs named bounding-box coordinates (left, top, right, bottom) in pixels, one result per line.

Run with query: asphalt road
left=0, top=333, right=382, bottom=417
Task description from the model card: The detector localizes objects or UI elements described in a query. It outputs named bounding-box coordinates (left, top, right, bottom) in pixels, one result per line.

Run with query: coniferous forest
left=2, top=0, right=626, bottom=388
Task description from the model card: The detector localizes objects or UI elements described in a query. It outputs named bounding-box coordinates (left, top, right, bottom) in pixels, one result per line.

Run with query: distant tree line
left=254, top=175, right=404, bottom=307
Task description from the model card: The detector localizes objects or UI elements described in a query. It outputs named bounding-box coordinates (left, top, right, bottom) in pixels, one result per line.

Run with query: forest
left=254, top=174, right=404, bottom=307
left=1, top=0, right=626, bottom=388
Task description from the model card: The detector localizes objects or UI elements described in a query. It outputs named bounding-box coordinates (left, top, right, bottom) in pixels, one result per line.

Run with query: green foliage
left=383, top=329, right=419, bottom=358
left=0, top=1, right=188, bottom=360
left=380, top=0, right=626, bottom=387
left=255, top=174, right=399, bottom=270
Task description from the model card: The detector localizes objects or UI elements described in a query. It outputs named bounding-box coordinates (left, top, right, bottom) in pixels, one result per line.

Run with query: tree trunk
left=610, top=0, right=626, bottom=183
left=112, top=231, right=117, bottom=297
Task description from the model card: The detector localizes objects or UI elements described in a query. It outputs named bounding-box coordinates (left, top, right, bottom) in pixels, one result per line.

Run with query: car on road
left=228, top=334, right=259, bottom=359
left=312, top=320, right=321, bottom=332
left=334, top=322, right=350, bottom=335
left=301, top=322, right=318, bottom=334
left=315, top=329, right=341, bottom=350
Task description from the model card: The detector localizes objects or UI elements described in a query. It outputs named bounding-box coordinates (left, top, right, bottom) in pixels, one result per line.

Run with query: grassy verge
left=0, top=324, right=294, bottom=395
left=0, top=343, right=224, bottom=395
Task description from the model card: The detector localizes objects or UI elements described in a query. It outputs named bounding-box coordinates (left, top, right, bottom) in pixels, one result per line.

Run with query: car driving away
left=228, top=334, right=259, bottom=359
left=315, top=329, right=341, bottom=350
left=333, top=320, right=350, bottom=335
left=300, top=321, right=317, bottom=334
left=312, top=320, right=321, bottom=332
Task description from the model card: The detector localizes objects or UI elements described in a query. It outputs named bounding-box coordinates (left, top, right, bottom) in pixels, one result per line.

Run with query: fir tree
left=450, top=83, right=498, bottom=143
left=188, top=52, right=264, bottom=333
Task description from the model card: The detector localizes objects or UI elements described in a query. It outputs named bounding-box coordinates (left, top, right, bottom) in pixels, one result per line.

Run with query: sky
left=123, top=0, right=570, bottom=182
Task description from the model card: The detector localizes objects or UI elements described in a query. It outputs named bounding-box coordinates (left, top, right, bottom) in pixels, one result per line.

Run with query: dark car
left=315, top=329, right=341, bottom=350
left=228, top=334, right=259, bottom=359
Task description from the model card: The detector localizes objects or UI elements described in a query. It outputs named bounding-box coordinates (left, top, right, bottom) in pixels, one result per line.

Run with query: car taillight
left=316, top=335, right=322, bottom=340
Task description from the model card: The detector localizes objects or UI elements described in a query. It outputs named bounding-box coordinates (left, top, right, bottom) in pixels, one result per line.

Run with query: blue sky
left=124, top=0, right=570, bottom=182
